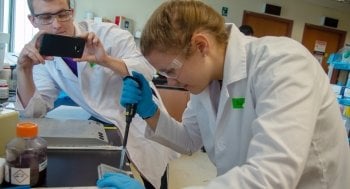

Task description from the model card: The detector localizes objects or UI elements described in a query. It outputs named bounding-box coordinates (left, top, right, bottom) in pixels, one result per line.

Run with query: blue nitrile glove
left=96, top=172, right=144, bottom=189
left=120, top=71, right=158, bottom=119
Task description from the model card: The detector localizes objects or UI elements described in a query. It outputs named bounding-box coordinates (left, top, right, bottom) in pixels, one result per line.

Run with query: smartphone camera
left=74, top=45, right=82, bottom=54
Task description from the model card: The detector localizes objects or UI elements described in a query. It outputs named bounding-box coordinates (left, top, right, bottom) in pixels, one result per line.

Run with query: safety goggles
left=33, top=9, right=73, bottom=25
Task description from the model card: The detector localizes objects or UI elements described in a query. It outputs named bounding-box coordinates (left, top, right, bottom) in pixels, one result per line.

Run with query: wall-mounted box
left=323, top=16, right=338, bottom=28
left=264, top=4, right=281, bottom=16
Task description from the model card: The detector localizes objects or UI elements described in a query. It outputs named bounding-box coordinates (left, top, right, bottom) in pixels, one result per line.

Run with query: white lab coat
left=16, top=20, right=179, bottom=189
left=146, top=24, right=350, bottom=188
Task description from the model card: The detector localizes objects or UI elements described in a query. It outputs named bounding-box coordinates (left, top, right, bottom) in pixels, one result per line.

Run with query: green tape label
left=89, top=62, right=96, bottom=68
left=232, top=98, right=245, bottom=109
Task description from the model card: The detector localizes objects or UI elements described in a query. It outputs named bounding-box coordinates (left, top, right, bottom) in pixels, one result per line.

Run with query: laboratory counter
left=0, top=95, right=131, bottom=188
left=1, top=124, right=130, bottom=187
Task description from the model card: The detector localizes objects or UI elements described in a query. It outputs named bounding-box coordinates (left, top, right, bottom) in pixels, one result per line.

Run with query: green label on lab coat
left=232, top=98, right=245, bottom=109
left=89, top=62, right=96, bottom=68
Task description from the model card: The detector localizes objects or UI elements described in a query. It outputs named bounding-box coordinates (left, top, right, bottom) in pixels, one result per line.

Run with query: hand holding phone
left=39, top=34, right=86, bottom=58
left=72, top=32, right=111, bottom=67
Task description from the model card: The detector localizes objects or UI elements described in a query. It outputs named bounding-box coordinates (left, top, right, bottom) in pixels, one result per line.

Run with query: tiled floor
left=131, top=151, right=216, bottom=189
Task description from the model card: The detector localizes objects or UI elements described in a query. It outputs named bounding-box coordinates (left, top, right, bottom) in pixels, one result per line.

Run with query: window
left=0, top=1, right=6, bottom=32
left=12, top=0, right=38, bottom=53
left=1, top=0, right=37, bottom=54
left=3, top=0, right=9, bottom=34
left=1, top=0, right=9, bottom=52
left=3, top=0, right=78, bottom=54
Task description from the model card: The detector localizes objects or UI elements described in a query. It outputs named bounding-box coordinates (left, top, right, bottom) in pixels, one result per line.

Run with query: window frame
left=0, top=0, right=4, bottom=32
left=8, top=0, right=15, bottom=52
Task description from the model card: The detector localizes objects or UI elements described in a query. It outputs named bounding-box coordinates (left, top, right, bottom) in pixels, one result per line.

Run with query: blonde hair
left=140, top=0, right=228, bottom=57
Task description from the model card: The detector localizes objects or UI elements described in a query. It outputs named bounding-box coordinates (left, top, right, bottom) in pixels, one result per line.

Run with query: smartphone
left=39, top=34, right=85, bottom=58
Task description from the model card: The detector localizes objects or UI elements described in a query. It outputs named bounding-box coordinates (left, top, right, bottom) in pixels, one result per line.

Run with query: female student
left=98, top=0, right=350, bottom=188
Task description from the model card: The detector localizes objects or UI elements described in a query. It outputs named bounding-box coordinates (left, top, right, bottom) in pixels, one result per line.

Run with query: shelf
left=327, top=53, right=350, bottom=70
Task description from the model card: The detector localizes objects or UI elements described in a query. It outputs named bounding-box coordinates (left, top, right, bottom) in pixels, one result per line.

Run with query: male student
left=16, top=0, right=178, bottom=188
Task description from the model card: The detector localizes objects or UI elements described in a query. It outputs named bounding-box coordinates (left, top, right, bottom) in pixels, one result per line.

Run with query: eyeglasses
left=158, top=57, right=183, bottom=79
left=33, top=9, right=73, bottom=25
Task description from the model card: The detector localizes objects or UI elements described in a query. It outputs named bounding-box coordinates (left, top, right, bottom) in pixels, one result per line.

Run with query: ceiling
left=305, top=0, right=350, bottom=13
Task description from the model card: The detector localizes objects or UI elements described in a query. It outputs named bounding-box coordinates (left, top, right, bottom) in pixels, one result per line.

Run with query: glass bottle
left=4, top=122, right=48, bottom=187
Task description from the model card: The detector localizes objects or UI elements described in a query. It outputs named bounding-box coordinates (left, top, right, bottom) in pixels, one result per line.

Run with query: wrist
left=101, top=54, right=111, bottom=65
left=105, top=56, right=129, bottom=77
left=145, top=108, right=160, bottom=131
left=16, top=64, right=33, bottom=74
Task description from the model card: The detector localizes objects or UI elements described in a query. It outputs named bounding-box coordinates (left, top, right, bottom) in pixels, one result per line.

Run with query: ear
left=191, top=33, right=209, bottom=57
left=28, top=15, right=38, bottom=28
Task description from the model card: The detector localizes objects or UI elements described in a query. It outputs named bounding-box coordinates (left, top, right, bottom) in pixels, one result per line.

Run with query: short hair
left=27, top=0, right=71, bottom=15
left=239, top=25, right=254, bottom=36
left=140, top=0, right=229, bottom=57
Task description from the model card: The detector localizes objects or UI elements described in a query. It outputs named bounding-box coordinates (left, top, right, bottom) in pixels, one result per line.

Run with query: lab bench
left=0, top=93, right=131, bottom=187
left=1, top=124, right=130, bottom=187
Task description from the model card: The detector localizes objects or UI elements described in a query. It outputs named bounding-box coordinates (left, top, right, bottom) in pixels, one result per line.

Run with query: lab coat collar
left=214, top=24, right=250, bottom=125
left=222, top=23, right=248, bottom=88
left=196, top=24, right=248, bottom=99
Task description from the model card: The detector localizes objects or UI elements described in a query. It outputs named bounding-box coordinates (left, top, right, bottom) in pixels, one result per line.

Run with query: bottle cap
left=16, top=122, right=38, bottom=138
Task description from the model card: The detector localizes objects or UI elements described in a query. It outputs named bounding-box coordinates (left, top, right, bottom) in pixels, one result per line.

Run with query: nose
left=51, top=17, right=62, bottom=29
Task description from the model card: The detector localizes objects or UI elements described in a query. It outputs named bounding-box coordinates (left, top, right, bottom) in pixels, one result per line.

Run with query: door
left=301, top=23, right=346, bottom=82
left=242, top=10, right=293, bottom=37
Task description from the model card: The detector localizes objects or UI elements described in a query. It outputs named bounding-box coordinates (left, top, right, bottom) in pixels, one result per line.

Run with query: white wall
left=74, top=0, right=350, bottom=44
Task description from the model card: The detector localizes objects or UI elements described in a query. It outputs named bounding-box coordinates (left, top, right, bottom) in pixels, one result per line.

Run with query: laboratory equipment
left=0, top=63, right=11, bottom=83
left=5, top=122, right=48, bottom=187
left=341, top=43, right=350, bottom=63
left=0, top=79, right=9, bottom=100
left=22, top=117, right=110, bottom=149
left=9, top=64, right=17, bottom=91
left=0, top=158, right=5, bottom=184
left=119, top=76, right=138, bottom=170
left=98, top=163, right=132, bottom=179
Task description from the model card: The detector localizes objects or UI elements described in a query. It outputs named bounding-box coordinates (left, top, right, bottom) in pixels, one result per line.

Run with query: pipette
left=119, top=76, right=138, bottom=170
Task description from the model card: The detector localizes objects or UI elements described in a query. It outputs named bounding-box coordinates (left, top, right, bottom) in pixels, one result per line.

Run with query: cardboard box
left=0, top=109, right=19, bottom=157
